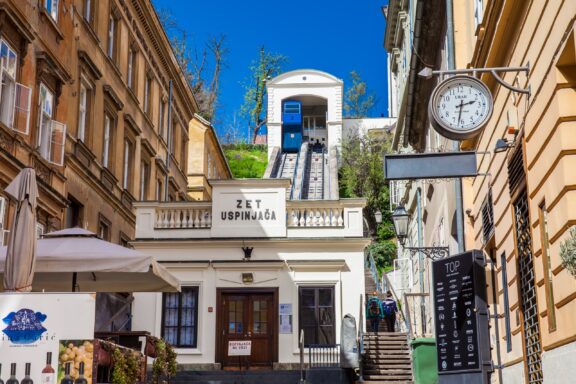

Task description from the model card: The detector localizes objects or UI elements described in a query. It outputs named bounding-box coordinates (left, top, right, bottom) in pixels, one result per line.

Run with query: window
left=162, top=287, right=199, bottom=348
left=139, top=162, right=149, bottom=200
left=98, top=215, right=111, bottom=241
left=119, top=232, right=130, bottom=248
left=0, top=40, right=31, bottom=134
left=102, top=114, right=113, bottom=168
left=474, top=0, right=484, bottom=28
left=38, top=83, right=66, bottom=165
left=299, top=286, right=335, bottom=346
left=500, top=252, right=512, bottom=352
left=0, top=196, right=6, bottom=246
left=44, top=0, right=59, bottom=22
left=35, top=222, right=45, bottom=239
left=539, top=203, right=556, bottom=332
left=65, top=196, right=83, bottom=228
left=156, top=178, right=163, bottom=201
left=144, top=75, right=151, bottom=115
left=107, top=15, right=116, bottom=59
left=82, top=0, right=92, bottom=24
left=158, top=98, right=165, bottom=136
left=127, top=48, right=135, bottom=89
left=77, top=82, right=91, bottom=142
left=122, top=138, right=133, bottom=191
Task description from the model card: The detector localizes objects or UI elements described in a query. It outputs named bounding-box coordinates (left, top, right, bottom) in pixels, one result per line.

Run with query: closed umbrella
left=0, top=227, right=180, bottom=292
left=3, top=167, right=37, bottom=292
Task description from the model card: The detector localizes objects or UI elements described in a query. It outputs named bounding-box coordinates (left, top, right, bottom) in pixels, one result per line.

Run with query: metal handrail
left=357, top=293, right=364, bottom=382
left=299, top=329, right=306, bottom=383
left=381, top=272, right=409, bottom=334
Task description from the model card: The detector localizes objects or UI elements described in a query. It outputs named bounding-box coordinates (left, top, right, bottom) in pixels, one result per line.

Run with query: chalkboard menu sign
left=432, top=251, right=487, bottom=375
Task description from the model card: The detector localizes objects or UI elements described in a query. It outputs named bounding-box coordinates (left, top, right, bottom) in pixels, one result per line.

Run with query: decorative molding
left=103, top=84, right=124, bottom=110
left=78, top=50, right=102, bottom=80
left=123, top=113, right=142, bottom=135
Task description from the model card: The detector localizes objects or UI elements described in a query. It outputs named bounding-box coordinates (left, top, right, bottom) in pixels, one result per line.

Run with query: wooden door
left=218, top=291, right=275, bottom=368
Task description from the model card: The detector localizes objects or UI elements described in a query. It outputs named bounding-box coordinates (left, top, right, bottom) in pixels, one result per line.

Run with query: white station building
left=129, top=69, right=395, bottom=369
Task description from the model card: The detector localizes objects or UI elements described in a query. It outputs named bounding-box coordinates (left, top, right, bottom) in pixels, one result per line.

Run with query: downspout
left=416, top=188, right=425, bottom=335
left=445, top=0, right=465, bottom=253
left=164, top=80, right=173, bottom=202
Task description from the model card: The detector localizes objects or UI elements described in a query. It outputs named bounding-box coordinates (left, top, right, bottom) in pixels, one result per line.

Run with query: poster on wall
left=0, top=293, right=96, bottom=384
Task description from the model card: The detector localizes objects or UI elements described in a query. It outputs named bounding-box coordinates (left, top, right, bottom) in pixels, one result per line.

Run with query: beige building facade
left=187, top=114, right=232, bottom=200
left=460, top=1, right=576, bottom=383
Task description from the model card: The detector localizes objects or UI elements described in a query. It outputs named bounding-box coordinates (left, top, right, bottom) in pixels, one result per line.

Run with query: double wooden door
left=217, top=289, right=277, bottom=368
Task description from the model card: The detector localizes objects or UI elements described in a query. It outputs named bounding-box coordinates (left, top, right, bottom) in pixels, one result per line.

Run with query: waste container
left=410, top=338, right=438, bottom=384
left=340, top=314, right=359, bottom=368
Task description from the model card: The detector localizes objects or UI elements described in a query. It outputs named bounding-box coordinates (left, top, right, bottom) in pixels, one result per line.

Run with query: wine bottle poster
left=57, top=341, right=93, bottom=384
left=0, top=294, right=95, bottom=384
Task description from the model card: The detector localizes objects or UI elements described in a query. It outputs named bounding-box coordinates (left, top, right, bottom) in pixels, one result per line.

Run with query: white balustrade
left=287, top=205, right=345, bottom=227
left=155, top=204, right=212, bottom=229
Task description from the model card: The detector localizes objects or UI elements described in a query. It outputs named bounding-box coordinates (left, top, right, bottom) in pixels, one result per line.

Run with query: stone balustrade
left=287, top=205, right=344, bottom=227
left=154, top=202, right=212, bottom=229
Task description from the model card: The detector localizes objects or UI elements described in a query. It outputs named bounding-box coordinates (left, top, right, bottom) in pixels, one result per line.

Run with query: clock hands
left=457, top=100, right=464, bottom=126
left=455, top=100, right=476, bottom=108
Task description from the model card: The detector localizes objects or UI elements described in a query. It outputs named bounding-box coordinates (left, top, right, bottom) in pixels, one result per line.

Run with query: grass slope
left=223, top=144, right=268, bottom=178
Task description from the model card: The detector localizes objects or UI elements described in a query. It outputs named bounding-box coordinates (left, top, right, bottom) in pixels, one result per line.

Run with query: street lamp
left=374, top=210, right=382, bottom=225
left=391, top=205, right=409, bottom=245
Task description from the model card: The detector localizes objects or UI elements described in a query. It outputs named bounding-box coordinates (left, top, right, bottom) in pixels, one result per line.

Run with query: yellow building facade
left=459, top=1, right=576, bottom=383
left=187, top=114, right=232, bottom=200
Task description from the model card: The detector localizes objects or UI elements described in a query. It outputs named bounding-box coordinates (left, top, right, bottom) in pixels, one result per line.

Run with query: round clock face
left=428, top=75, right=493, bottom=140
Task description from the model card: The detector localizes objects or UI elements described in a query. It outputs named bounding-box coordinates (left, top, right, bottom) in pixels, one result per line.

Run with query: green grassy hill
left=223, top=144, right=268, bottom=178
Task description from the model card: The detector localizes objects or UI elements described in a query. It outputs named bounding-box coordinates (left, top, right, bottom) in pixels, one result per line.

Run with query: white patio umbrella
left=0, top=227, right=180, bottom=292
left=3, top=167, right=38, bottom=292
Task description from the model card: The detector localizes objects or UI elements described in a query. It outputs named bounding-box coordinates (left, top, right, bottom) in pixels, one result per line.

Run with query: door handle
left=247, top=331, right=252, bottom=337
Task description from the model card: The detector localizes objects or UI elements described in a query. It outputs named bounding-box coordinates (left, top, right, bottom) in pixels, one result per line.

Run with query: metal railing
left=299, top=329, right=306, bottom=383
left=308, top=344, right=340, bottom=368
left=357, top=293, right=365, bottom=382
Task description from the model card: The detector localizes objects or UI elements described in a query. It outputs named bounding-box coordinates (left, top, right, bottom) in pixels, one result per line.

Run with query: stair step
left=365, top=375, right=413, bottom=380
left=362, top=381, right=413, bottom=384
left=365, top=368, right=412, bottom=374
left=365, top=364, right=412, bottom=369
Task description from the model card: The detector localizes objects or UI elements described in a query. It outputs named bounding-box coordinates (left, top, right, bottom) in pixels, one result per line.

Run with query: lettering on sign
left=220, top=199, right=278, bottom=222
left=433, top=252, right=481, bottom=374
left=228, top=340, right=252, bottom=356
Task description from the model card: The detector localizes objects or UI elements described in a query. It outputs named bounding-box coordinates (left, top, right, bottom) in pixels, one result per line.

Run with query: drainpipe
left=416, top=188, right=425, bottom=335
left=445, top=0, right=465, bottom=253
left=164, top=80, right=173, bottom=202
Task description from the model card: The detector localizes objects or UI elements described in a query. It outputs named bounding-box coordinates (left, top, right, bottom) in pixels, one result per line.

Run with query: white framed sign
left=0, top=293, right=96, bottom=384
left=211, top=182, right=287, bottom=238
left=228, top=340, right=252, bottom=356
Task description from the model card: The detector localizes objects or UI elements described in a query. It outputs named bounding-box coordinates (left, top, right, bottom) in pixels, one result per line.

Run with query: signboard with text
left=0, top=293, right=96, bottom=384
left=432, top=250, right=491, bottom=382
left=211, top=181, right=287, bottom=238
left=228, top=340, right=252, bottom=356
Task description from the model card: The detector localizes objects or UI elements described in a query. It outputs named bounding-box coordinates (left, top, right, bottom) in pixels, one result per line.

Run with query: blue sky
left=152, top=0, right=389, bottom=139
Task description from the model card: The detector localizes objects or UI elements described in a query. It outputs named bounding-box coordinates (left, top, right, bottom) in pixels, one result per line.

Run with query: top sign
left=432, top=251, right=489, bottom=376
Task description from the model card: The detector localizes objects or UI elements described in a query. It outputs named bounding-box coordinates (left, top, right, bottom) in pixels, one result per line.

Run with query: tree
left=158, top=9, right=227, bottom=122
left=339, top=131, right=397, bottom=273
left=344, top=71, right=375, bottom=118
left=240, top=47, right=287, bottom=143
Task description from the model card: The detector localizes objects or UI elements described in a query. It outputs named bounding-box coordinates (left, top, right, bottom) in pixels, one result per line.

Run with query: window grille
left=507, top=144, right=525, bottom=194
left=514, top=191, right=543, bottom=384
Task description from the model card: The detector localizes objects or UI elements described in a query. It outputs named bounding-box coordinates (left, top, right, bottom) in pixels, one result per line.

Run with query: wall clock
left=428, top=75, right=494, bottom=140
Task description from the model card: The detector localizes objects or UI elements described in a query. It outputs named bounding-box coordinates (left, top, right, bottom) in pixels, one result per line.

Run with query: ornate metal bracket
left=432, top=65, right=531, bottom=95
left=404, top=247, right=450, bottom=260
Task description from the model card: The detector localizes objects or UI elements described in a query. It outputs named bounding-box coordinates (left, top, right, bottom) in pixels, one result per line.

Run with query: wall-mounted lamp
left=391, top=205, right=409, bottom=246
left=494, top=138, right=515, bottom=153
left=242, top=246, right=253, bottom=260
left=418, top=67, right=434, bottom=79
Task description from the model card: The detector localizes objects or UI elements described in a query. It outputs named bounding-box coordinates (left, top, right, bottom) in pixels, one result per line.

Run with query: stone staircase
left=362, top=271, right=413, bottom=383
left=362, top=332, right=413, bottom=383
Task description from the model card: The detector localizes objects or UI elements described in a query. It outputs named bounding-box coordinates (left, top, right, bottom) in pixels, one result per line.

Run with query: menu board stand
left=432, top=250, right=492, bottom=384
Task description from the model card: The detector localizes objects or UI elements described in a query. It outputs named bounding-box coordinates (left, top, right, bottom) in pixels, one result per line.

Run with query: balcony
left=134, top=198, right=365, bottom=240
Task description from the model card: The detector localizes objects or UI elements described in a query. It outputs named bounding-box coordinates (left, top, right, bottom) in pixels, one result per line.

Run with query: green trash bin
left=410, top=338, right=438, bottom=384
